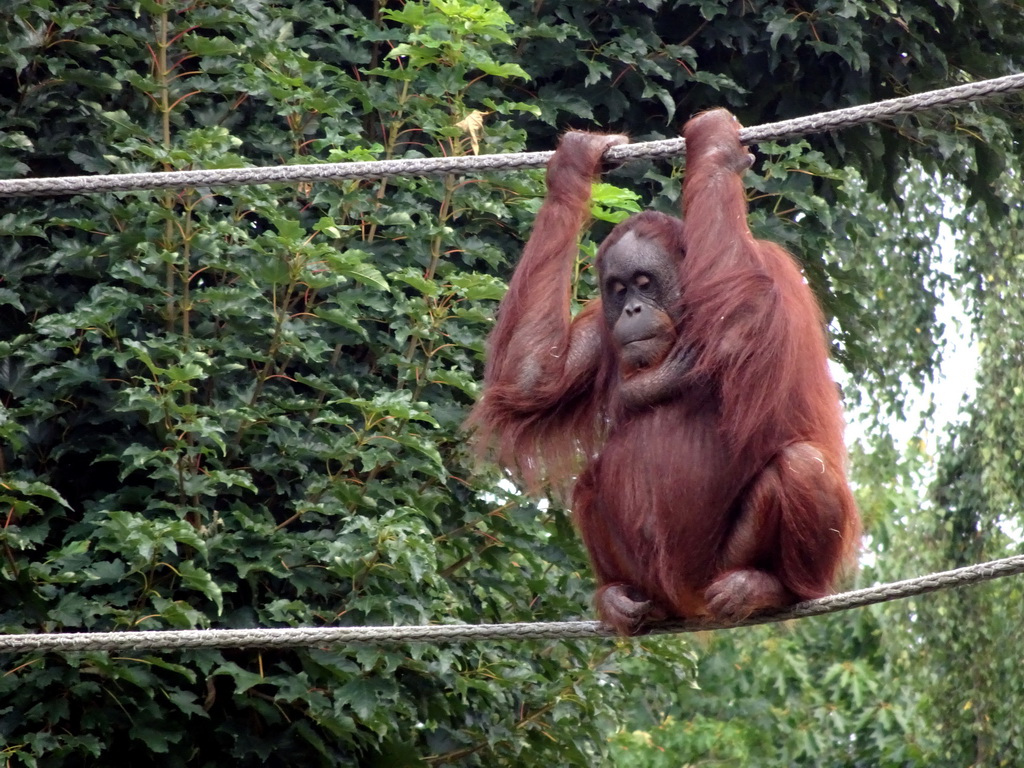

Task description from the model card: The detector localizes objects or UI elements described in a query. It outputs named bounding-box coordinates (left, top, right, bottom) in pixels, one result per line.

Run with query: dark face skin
left=599, top=231, right=681, bottom=371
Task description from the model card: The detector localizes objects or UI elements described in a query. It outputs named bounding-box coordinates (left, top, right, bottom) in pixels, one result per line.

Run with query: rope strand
left=3, top=553, right=1023, bottom=653
left=1, top=72, right=1022, bottom=198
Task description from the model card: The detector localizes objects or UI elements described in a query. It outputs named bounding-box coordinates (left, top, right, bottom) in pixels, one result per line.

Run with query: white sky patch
left=836, top=219, right=979, bottom=452
left=895, top=220, right=978, bottom=448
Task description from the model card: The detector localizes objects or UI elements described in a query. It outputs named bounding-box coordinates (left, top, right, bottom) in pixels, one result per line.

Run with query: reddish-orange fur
left=468, top=112, right=859, bottom=634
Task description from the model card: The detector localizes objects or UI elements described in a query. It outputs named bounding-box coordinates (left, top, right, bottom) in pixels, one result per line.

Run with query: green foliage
left=899, top=165, right=1024, bottom=766
left=609, top=614, right=928, bottom=767
left=3, top=0, right=1024, bottom=765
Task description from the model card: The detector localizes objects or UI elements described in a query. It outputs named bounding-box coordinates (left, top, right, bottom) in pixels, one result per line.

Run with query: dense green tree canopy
left=1, top=0, right=1022, bottom=765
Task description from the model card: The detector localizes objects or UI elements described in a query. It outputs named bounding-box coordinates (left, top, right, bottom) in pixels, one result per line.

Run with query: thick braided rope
left=2, top=553, right=1023, bottom=653
left=2, top=73, right=1023, bottom=199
